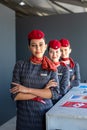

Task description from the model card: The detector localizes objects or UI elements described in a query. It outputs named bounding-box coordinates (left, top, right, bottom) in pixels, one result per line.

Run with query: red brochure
left=61, top=101, right=87, bottom=108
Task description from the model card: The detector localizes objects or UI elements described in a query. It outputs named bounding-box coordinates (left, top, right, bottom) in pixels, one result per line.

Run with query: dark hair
left=48, top=45, right=50, bottom=52
left=28, top=39, right=31, bottom=46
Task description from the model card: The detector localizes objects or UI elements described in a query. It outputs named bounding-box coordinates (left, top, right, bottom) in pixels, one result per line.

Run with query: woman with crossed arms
left=10, top=30, right=60, bottom=130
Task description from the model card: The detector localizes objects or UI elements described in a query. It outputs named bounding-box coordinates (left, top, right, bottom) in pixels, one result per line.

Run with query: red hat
left=60, top=38, right=70, bottom=47
left=28, top=30, right=45, bottom=40
left=48, top=40, right=61, bottom=49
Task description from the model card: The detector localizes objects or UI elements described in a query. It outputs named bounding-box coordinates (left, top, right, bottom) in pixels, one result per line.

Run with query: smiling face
left=28, top=38, right=47, bottom=58
left=48, top=47, right=61, bottom=62
left=60, top=46, right=71, bottom=58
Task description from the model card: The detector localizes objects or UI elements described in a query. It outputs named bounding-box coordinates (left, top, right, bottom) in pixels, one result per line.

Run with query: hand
left=71, top=75, right=75, bottom=81
left=45, top=79, right=58, bottom=89
left=10, top=82, right=29, bottom=94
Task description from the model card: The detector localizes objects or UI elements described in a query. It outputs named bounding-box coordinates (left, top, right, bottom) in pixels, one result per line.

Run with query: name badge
left=40, top=73, right=47, bottom=76
left=58, top=73, right=63, bottom=76
left=69, top=69, right=72, bottom=72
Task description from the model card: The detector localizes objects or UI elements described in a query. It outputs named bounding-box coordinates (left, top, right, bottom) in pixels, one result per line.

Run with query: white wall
left=0, top=4, right=16, bottom=125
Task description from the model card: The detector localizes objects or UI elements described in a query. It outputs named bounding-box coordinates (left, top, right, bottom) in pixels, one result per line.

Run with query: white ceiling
left=1, top=0, right=87, bottom=17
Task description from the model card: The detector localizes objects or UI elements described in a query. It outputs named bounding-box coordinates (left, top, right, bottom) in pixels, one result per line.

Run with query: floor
left=0, top=116, right=16, bottom=130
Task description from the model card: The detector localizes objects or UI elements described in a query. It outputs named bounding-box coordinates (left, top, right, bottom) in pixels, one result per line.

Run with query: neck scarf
left=60, top=61, right=67, bottom=67
left=53, top=62, right=60, bottom=67
left=61, top=57, right=75, bottom=68
left=30, top=55, right=56, bottom=71
left=61, top=58, right=69, bottom=61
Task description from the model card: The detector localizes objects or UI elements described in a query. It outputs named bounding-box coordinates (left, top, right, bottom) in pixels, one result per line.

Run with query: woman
left=60, top=38, right=81, bottom=87
left=48, top=39, right=70, bottom=104
left=10, top=30, right=60, bottom=130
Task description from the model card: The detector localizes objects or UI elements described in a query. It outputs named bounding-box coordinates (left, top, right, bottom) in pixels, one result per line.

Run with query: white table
left=46, top=83, right=87, bottom=130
